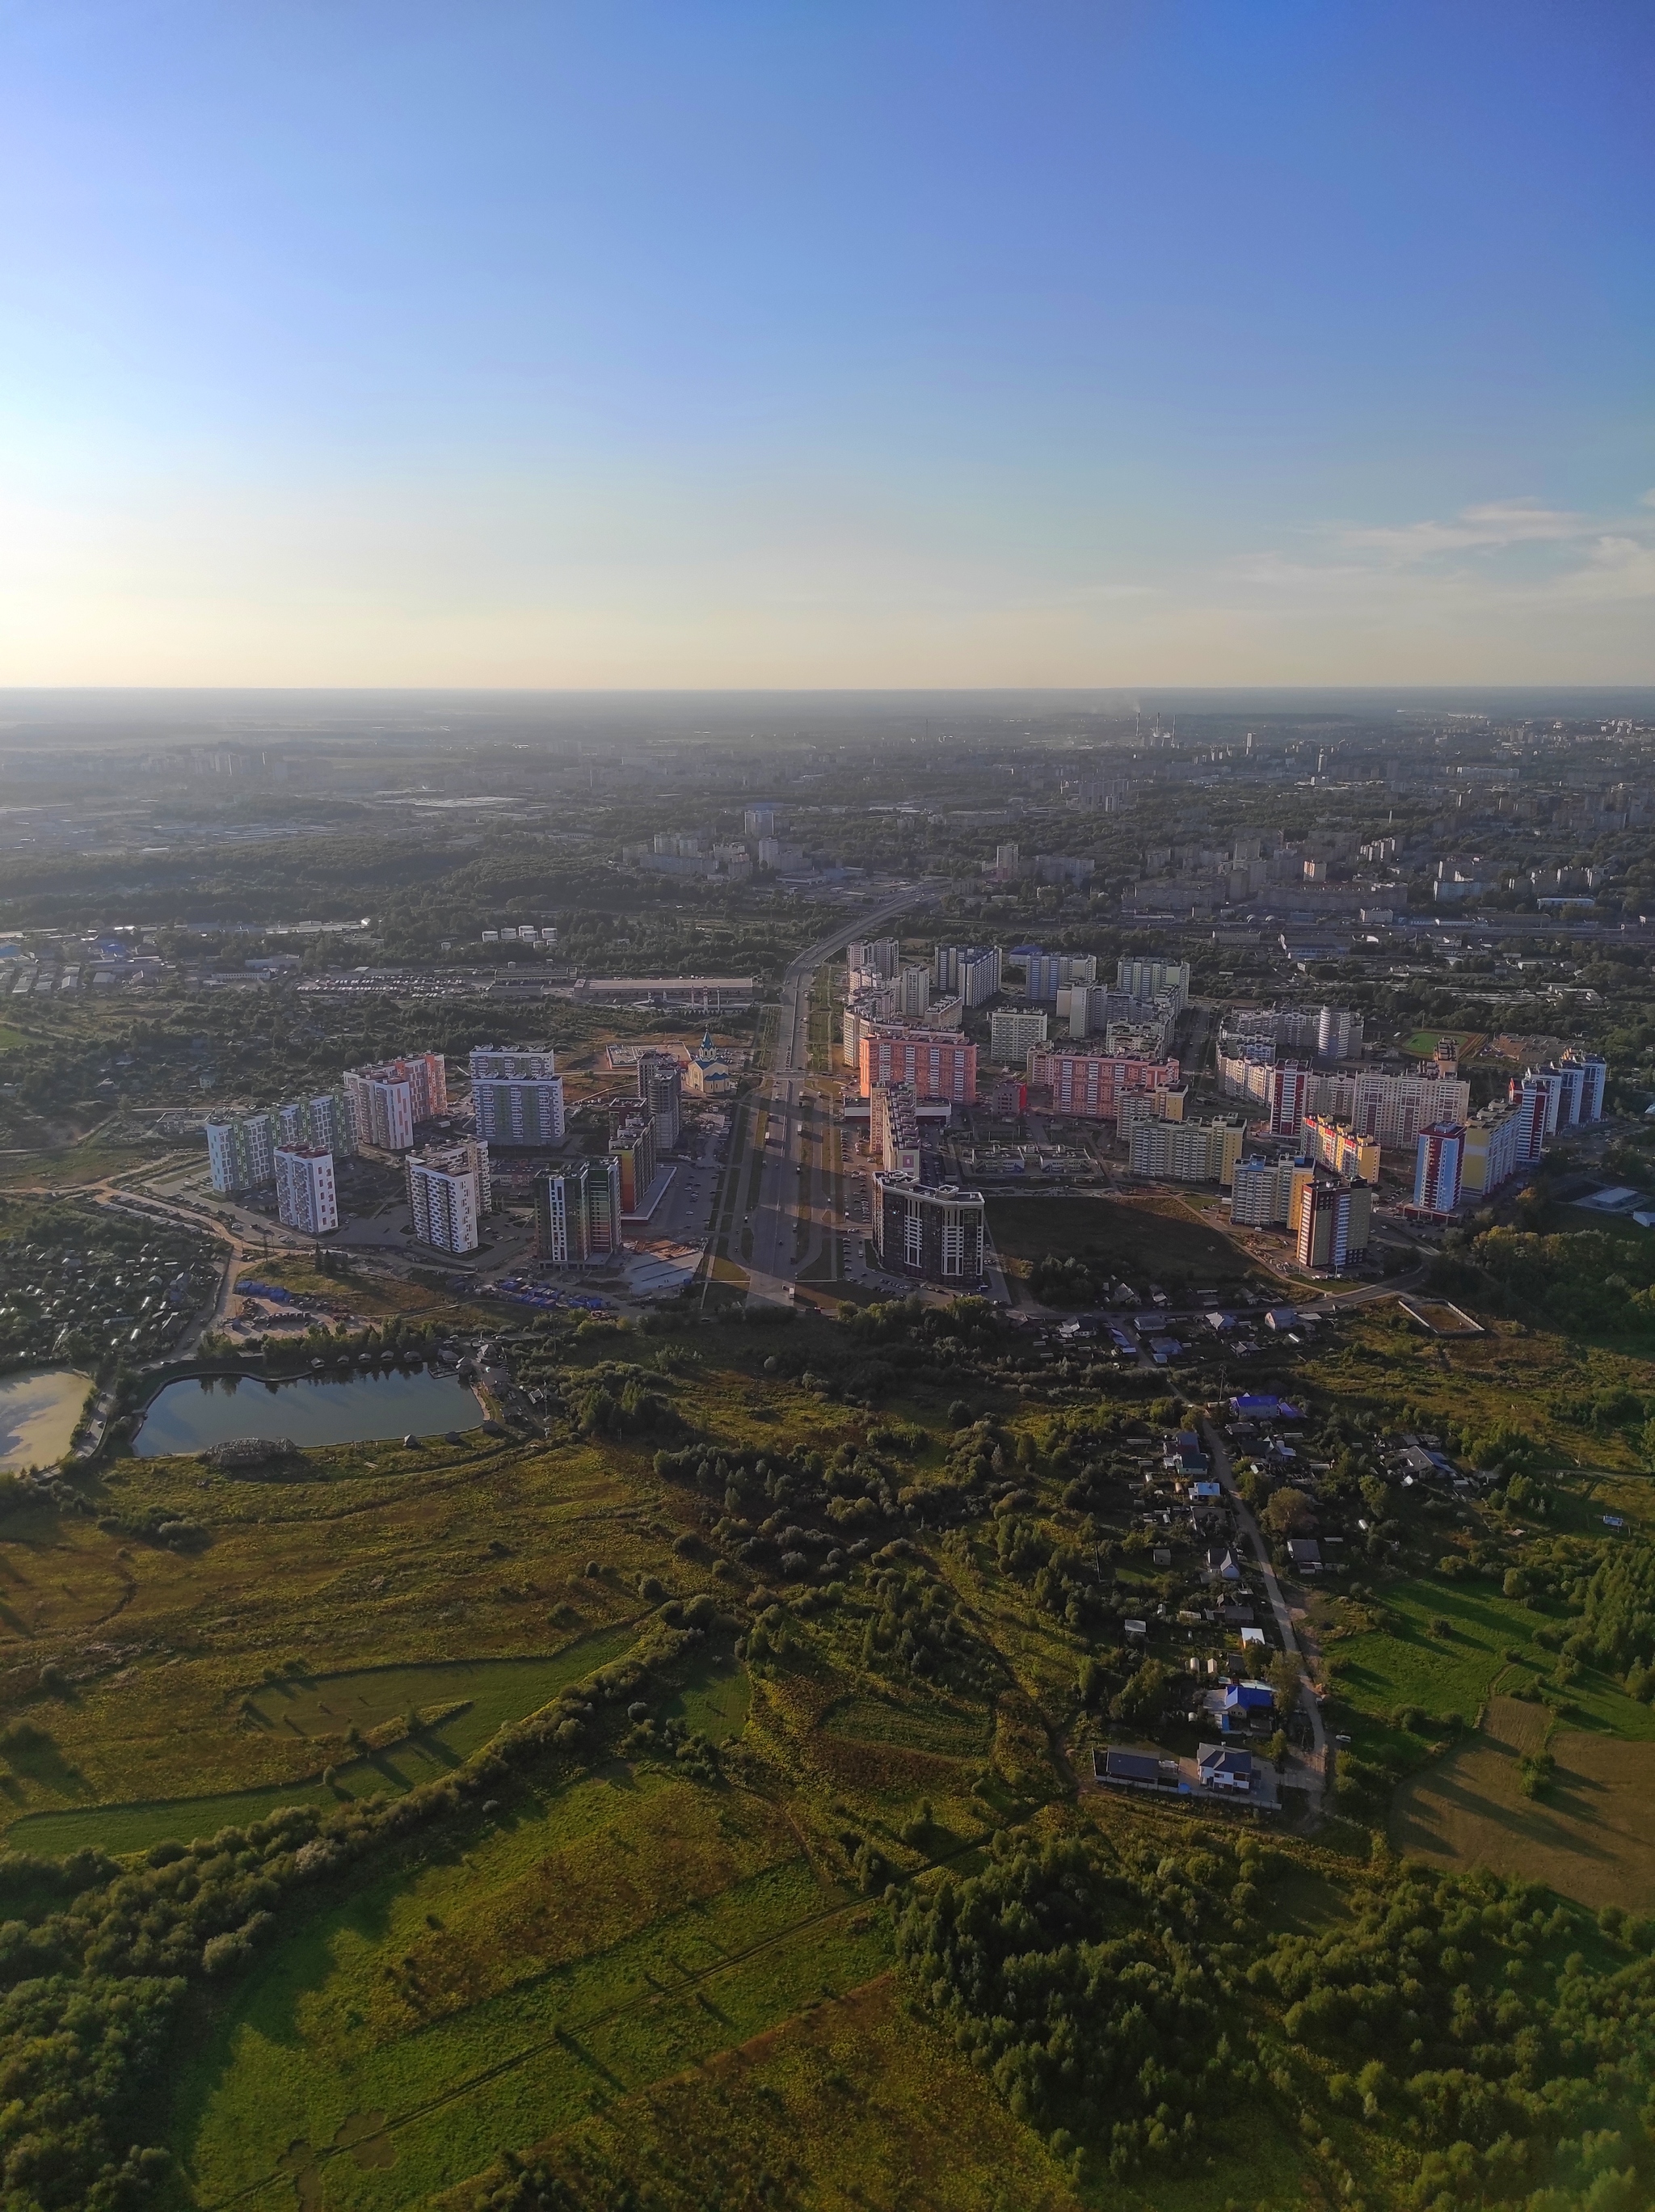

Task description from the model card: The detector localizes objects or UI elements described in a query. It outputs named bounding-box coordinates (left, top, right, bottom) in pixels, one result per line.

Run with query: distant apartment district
left=204, top=1043, right=693, bottom=1266
left=843, top=935, right=1607, bottom=1287
left=200, top=930, right=1609, bottom=1296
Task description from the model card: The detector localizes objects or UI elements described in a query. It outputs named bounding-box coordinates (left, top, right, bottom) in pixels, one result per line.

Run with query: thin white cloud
left=1339, top=498, right=1586, bottom=559
left=1222, top=492, right=1655, bottom=615
left=1547, top=534, right=1655, bottom=602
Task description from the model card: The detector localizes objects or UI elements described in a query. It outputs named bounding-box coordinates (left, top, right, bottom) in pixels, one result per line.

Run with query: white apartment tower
left=934, top=945, right=1003, bottom=1007
left=469, top=1046, right=565, bottom=1147
left=406, top=1138, right=491, bottom=1254
left=1116, top=956, right=1190, bottom=1010
left=989, top=1009, right=1049, bottom=1063
left=205, top=1111, right=275, bottom=1193
left=273, top=1144, right=339, bottom=1234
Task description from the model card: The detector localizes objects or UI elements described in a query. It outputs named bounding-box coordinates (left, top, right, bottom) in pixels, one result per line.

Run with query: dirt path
left=1200, top=1415, right=1328, bottom=1796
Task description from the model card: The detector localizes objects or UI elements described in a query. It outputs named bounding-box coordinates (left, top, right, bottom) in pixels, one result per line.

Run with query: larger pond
left=134, top=1367, right=484, bottom=1456
left=0, top=1367, right=92, bottom=1471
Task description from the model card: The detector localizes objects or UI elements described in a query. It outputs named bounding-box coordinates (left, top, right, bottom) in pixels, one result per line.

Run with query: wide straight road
left=713, top=885, right=939, bottom=1304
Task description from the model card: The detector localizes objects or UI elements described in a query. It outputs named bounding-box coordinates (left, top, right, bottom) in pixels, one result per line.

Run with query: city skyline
left=3, top=0, right=1652, bottom=688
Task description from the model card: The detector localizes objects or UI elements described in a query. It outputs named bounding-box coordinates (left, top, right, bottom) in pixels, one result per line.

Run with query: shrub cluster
left=895, top=1830, right=1256, bottom=2177
left=1253, top=1859, right=1655, bottom=2206
left=571, top=1362, right=681, bottom=1440
left=856, top=1561, right=988, bottom=1689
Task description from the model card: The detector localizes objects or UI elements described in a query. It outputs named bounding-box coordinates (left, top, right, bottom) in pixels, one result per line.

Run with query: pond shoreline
left=132, top=1364, right=488, bottom=1456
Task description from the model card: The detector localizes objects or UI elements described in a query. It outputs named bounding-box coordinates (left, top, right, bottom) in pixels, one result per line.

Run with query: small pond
left=134, top=1367, right=484, bottom=1456
left=0, top=1368, right=92, bottom=1471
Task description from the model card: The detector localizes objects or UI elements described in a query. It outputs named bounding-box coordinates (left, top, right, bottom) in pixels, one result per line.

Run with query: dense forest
left=895, top=1826, right=1655, bottom=2209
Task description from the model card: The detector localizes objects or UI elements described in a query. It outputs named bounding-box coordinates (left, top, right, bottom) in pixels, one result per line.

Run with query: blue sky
left=2, top=0, right=1651, bottom=685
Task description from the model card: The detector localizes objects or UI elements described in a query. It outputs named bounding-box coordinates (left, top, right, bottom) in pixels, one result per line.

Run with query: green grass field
left=175, top=1771, right=890, bottom=2209
left=6, top=1628, right=643, bottom=1857
left=1326, top=1570, right=1655, bottom=1763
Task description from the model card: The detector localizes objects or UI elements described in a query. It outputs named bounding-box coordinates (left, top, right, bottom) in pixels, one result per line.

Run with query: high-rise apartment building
left=989, top=1009, right=1048, bottom=1063
left=1220, top=1058, right=1470, bottom=1148
left=871, top=1174, right=986, bottom=1284
left=1508, top=1077, right=1551, bottom=1167
left=1117, top=1086, right=1186, bottom=1141
left=1301, top=1114, right=1380, bottom=1182
left=1127, top=1117, right=1243, bottom=1187
left=273, top=1144, right=338, bottom=1234
left=1564, top=1051, right=1607, bottom=1123
left=344, top=1054, right=448, bottom=1152
left=1460, top=1104, right=1528, bottom=1200
left=469, top=1046, right=565, bottom=1147
left=842, top=995, right=882, bottom=1065
left=858, top=1027, right=978, bottom=1106
left=1025, top=1046, right=1180, bottom=1122
left=933, top=945, right=1002, bottom=1006
left=638, top=1054, right=683, bottom=1152
left=743, top=804, right=777, bottom=837
left=1021, top=951, right=1096, bottom=999
left=1217, top=1005, right=1364, bottom=1068
left=1267, top=1062, right=1316, bottom=1139
left=1296, top=1175, right=1373, bottom=1270
left=1105, top=1018, right=1171, bottom=1060
left=848, top=937, right=900, bottom=979
left=205, top=1111, right=275, bottom=1192
left=1064, top=983, right=1131, bottom=1039
left=1527, top=1053, right=1607, bottom=1131
left=274, top=1090, right=356, bottom=1158
left=406, top=1138, right=491, bottom=1254
left=1116, top=956, right=1190, bottom=1011
left=893, top=964, right=931, bottom=1018
left=1413, top=1123, right=1465, bottom=1216
left=611, top=1114, right=658, bottom=1214
left=533, top=1155, right=622, bottom=1265
left=870, top=1085, right=923, bottom=1180
left=1341, top=1068, right=1471, bottom=1148
left=1229, top=1153, right=1316, bottom=1229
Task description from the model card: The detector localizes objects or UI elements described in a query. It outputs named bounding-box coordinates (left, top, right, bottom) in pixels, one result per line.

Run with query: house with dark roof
left=1286, top=1537, right=1322, bottom=1572
left=1202, top=1545, right=1243, bottom=1583
left=1094, top=1747, right=1177, bottom=1792
left=1197, top=1742, right=1255, bottom=1792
